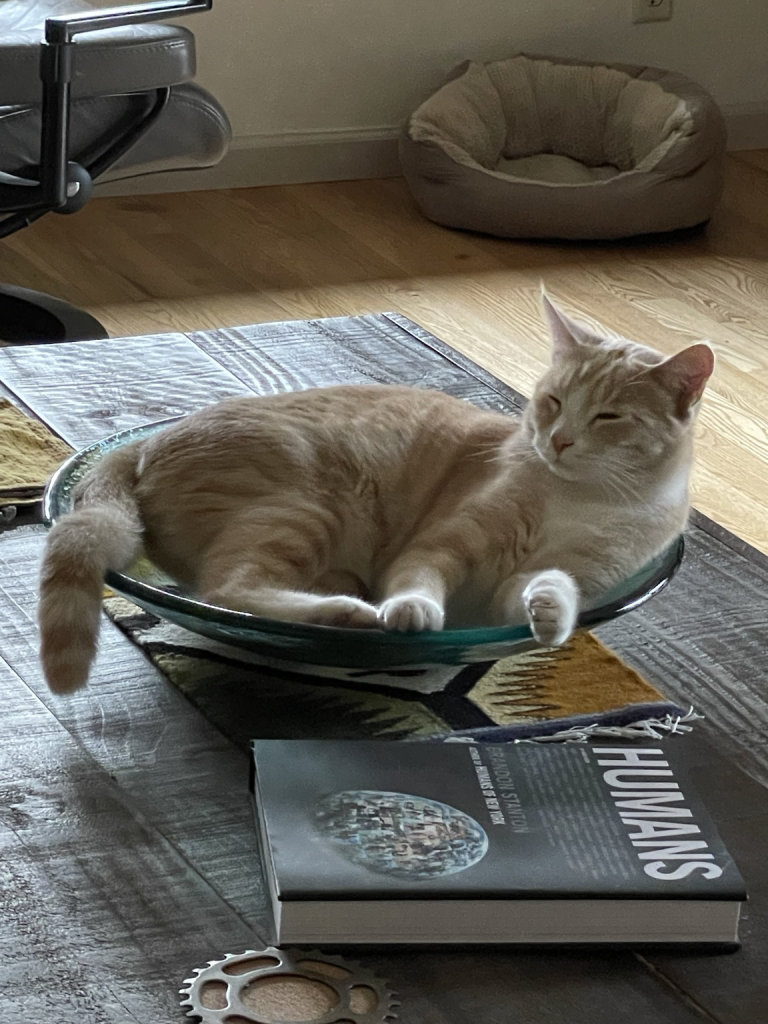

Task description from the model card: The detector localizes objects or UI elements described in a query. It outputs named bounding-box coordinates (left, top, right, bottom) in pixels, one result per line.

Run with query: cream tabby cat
left=38, top=296, right=713, bottom=693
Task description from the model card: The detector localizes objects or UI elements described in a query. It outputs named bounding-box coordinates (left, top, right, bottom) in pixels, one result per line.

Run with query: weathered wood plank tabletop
left=1, top=313, right=767, bottom=1024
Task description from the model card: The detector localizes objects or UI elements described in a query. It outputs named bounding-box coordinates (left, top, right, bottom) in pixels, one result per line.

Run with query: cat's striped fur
left=38, top=296, right=713, bottom=692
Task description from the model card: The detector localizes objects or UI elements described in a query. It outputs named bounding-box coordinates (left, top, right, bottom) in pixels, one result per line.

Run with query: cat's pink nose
left=551, top=432, right=574, bottom=455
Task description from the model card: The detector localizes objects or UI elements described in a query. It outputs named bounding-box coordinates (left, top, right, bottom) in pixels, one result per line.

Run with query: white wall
left=104, top=0, right=768, bottom=192
left=194, top=0, right=768, bottom=135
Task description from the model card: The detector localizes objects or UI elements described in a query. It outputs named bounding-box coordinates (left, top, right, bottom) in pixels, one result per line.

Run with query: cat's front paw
left=378, top=594, right=445, bottom=632
left=523, top=571, right=578, bottom=647
left=306, top=596, right=379, bottom=629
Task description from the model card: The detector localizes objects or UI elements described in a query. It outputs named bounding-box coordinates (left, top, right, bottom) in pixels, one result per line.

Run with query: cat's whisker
left=478, top=442, right=542, bottom=468
left=602, top=468, right=645, bottom=506
left=576, top=454, right=644, bottom=506
left=471, top=442, right=518, bottom=465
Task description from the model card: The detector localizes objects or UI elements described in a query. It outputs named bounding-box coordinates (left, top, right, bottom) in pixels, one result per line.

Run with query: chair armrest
left=0, top=0, right=214, bottom=222
left=45, top=0, right=212, bottom=43
left=38, top=0, right=213, bottom=207
left=0, top=1, right=199, bottom=106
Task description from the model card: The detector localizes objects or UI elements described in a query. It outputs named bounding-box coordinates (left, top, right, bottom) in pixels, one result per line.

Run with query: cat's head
left=526, top=293, right=714, bottom=485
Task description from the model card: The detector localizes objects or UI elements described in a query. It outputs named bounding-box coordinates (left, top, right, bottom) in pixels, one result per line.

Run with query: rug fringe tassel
left=521, top=707, right=704, bottom=744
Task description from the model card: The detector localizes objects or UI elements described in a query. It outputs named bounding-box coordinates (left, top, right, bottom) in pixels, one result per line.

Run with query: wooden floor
left=3, top=152, right=768, bottom=552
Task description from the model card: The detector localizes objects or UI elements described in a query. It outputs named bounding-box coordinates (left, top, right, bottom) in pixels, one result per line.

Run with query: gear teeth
left=181, top=946, right=397, bottom=1022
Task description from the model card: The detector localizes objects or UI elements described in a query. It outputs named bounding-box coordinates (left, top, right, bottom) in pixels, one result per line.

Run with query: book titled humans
left=250, top=740, right=745, bottom=946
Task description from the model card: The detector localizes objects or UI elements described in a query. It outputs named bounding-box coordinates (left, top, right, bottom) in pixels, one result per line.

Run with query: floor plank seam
left=635, top=954, right=727, bottom=1024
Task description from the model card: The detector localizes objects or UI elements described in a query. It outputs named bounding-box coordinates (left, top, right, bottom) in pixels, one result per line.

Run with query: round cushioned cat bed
left=400, top=55, right=727, bottom=240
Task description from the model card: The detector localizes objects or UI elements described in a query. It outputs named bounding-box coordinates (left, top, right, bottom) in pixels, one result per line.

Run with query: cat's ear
left=647, top=343, right=715, bottom=416
left=541, top=291, right=590, bottom=358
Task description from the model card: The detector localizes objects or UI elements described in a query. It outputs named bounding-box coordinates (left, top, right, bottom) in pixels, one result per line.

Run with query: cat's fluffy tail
left=38, top=445, right=143, bottom=693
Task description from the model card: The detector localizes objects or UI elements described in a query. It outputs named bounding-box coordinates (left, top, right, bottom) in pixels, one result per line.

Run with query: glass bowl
left=42, top=421, right=684, bottom=669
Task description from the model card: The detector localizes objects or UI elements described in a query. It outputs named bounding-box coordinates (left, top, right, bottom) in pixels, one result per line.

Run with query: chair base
left=0, top=283, right=108, bottom=343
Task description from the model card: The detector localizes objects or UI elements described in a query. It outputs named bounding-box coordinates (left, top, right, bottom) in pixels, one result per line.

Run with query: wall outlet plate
left=632, top=0, right=672, bottom=23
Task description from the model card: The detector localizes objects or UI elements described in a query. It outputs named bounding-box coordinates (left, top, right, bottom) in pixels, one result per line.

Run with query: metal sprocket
left=180, top=946, right=399, bottom=1023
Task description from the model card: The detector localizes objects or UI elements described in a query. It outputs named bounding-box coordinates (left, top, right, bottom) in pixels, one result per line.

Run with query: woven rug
left=102, top=592, right=686, bottom=746
left=6, top=396, right=687, bottom=743
left=0, top=398, right=72, bottom=501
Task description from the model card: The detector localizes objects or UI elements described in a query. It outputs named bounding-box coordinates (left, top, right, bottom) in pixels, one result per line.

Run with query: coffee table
left=1, top=313, right=767, bottom=1023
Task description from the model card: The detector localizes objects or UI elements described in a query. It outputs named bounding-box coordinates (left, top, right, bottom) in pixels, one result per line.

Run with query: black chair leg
left=0, top=283, right=108, bottom=343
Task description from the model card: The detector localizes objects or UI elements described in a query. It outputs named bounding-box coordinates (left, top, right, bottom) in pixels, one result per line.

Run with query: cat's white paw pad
left=378, top=594, right=445, bottom=632
left=307, top=596, right=379, bottom=629
left=524, top=586, right=576, bottom=647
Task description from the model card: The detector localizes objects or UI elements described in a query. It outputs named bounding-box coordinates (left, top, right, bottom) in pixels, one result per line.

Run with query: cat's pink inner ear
left=541, top=293, right=589, bottom=357
left=650, top=343, right=715, bottom=414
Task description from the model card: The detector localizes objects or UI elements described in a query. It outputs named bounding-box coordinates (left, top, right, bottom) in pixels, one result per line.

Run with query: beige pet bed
left=400, top=55, right=726, bottom=240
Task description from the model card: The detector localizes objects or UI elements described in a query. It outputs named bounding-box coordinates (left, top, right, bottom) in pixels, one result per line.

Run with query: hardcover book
left=250, top=739, right=746, bottom=946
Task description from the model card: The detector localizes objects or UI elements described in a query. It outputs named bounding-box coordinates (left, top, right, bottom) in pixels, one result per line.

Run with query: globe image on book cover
left=314, top=790, right=489, bottom=879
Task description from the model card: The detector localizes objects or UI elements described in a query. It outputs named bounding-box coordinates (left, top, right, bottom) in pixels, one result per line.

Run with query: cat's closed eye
left=547, top=395, right=561, bottom=410
left=592, top=412, right=622, bottom=422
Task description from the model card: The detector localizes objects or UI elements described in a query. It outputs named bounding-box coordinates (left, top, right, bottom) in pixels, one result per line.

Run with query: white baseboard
left=723, top=103, right=768, bottom=151
left=95, top=107, right=768, bottom=197
left=94, top=125, right=402, bottom=196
